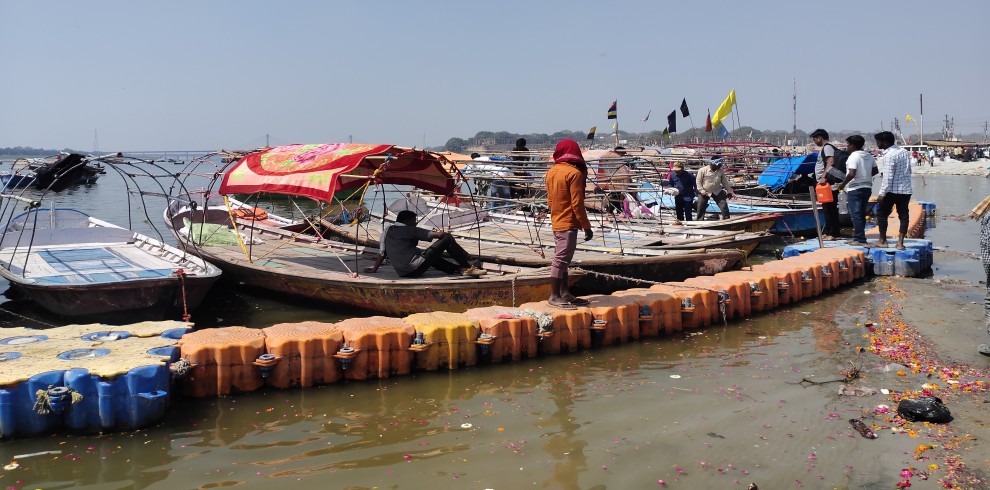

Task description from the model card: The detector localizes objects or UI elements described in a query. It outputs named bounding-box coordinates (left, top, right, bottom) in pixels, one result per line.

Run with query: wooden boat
left=316, top=199, right=746, bottom=291
left=203, top=144, right=745, bottom=296
left=0, top=207, right=221, bottom=318
left=165, top=198, right=573, bottom=316
left=165, top=144, right=585, bottom=315
left=319, top=192, right=770, bottom=256
left=638, top=184, right=821, bottom=236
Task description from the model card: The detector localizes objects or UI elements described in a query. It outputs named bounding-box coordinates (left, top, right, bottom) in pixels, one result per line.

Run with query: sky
left=2, top=0, right=988, bottom=151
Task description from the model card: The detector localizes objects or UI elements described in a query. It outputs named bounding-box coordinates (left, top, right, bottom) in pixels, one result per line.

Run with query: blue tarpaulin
left=756, top=153, right=819, bottom=190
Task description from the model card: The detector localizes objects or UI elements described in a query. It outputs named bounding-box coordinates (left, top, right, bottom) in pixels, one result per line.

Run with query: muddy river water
left=0, top=173, right=988, bottom=489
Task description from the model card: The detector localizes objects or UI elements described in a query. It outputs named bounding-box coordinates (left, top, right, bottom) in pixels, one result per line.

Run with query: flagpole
left=734, top=97, right=741, bottom=135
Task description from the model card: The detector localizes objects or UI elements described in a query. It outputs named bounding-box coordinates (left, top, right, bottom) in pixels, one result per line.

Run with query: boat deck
left=1, top=244, right=178, bottom=285
left=193, top=225, right=529, bottom=284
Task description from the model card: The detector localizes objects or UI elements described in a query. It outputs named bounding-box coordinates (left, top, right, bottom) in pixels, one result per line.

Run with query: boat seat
left=1, top=227, right=136, bottom=249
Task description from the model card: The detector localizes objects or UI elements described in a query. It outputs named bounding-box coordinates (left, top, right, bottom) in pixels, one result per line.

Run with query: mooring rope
left=174, top=268, right=192, bottom=322
left=0, top=307, right=58, bottom=328
left=571, top=267, right=730, bottom=325
left=33, top=386, right=83, bottom=415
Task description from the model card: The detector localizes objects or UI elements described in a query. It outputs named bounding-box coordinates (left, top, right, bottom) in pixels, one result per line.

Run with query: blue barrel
left=0, top=370, right=65, bottom=438
left=63, top=364, right=170, bottom=433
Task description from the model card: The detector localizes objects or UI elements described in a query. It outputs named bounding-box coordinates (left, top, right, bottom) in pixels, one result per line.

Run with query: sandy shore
left=856, top=274, right=990, bottom=488
left=910, top=158, right=990, bottom=176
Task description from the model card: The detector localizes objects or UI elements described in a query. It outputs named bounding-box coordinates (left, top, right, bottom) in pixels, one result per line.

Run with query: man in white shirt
left=835, top=135, right=875, bottom=245
left=695, top=158, right=735, bottom=220
left=874, top=131, right=913, bottom=250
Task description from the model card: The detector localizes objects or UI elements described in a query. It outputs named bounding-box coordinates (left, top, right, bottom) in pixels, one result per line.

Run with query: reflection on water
left=0, top=168, right=987, bottom=488
left=0, top=290, right=884, bottom=489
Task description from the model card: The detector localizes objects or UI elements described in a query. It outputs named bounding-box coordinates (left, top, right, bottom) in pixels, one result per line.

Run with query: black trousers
left=696, top=191, right=730, bottom=220
left=675, top=197, right=694, bottom=221
left=877, top=193, right=911, bottom=236
left=405, top=234, right=473, bottom=277
left=821, top=201, right=841, bottom=237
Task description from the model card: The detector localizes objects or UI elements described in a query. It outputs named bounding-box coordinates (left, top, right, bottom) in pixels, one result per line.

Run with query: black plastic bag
left=897, top=397, right=952, bottom=423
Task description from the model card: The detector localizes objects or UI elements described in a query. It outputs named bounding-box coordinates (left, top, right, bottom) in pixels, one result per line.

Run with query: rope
left=170, top=358, right=192, bottom=379
left=511, top=274, right=517, bottom=307
left=33, top=386, right=83, bottom=415
left=222, top=196, right=252, bottom=261
left=174, top=268, right=191, bottom=322
left=0, top=307, right=58, bottom=328
left=571, top=267, right=730, bottom=324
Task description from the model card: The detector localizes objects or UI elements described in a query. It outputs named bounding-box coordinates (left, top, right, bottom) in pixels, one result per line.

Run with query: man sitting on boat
left=363, top=210, right=487, bottom=278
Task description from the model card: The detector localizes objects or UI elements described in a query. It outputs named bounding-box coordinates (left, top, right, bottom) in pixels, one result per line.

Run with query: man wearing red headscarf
left=545, top=139, right=593, bottom=308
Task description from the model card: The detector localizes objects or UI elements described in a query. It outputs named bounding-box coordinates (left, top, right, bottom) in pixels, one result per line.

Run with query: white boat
left=0, top=207, right=221, bottom=319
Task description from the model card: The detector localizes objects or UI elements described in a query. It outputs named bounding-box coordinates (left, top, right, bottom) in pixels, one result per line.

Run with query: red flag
left=705, top=110, right=712, bottom=133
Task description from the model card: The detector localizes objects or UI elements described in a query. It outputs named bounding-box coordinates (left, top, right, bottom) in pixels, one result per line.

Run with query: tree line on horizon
left=0, top=146, right=81, bottom=157
left=442, top=128, right=983, bottom=152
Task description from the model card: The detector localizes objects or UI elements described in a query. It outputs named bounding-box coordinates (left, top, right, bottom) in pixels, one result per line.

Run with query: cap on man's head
left=709, top=157, right=724, bottom=166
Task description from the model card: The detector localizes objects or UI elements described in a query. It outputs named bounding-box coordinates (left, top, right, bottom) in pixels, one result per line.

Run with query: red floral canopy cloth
left=219, top=143, right=457, bottom=202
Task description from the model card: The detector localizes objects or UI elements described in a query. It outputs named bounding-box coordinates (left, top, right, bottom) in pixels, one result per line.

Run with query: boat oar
left=807, top=185, right=824, bottom=248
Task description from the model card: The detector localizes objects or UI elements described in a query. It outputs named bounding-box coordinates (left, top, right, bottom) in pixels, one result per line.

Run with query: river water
left=0, top=165, right=987, bottom=489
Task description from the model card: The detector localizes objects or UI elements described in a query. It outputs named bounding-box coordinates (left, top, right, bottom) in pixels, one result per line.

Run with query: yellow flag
left=712, top=89, right=736, bottom=124
left=905, top=114, right=913, bottom=122
left=612, top=122, right=617, bottom=131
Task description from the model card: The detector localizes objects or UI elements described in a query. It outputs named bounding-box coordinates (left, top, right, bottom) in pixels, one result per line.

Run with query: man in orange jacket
left=545, top=139, right=593, bottom=309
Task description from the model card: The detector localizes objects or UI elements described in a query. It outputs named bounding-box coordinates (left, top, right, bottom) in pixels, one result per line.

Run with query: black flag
left=680, top=98, right=690, bottom=117
left=667, top=110, right=677, bottom=133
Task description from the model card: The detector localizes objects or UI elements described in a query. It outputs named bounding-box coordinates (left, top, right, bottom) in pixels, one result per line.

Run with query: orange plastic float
left=796, top=253, right=841, bottom=290
left=683, top=276, right=750, bottom=320
left=714, top=270, right=777, bottom=312
left=648, top=283, right=718, bottom=328
left=865, top=201, right=926, bottom=239
left=517, top=301, right=592, bottom=353
left=814, top=248, right=865, bottom=282
left=611, top=288, right=682, bottom=336
left=581, top=295, right=641, bottom=345
left=749, top=264, right=803, bottom=305
left=463, top=306, right=541, bottom=362
left=818, top=251, right=854, bottom=285
left=403, top=312, right=479, bottom=371
left=178, top=327, right=267, bottom=397
left=261, top=322, right=344, bottom=389
left=777, top=258, right=821, bottom=298
left=334, top=316, right=416, bottom=380
left=786, top=255, right=831, bottom=293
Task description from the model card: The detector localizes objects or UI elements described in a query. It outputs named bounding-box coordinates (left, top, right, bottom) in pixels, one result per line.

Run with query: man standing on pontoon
left=545, top=139, right=593, bottom=309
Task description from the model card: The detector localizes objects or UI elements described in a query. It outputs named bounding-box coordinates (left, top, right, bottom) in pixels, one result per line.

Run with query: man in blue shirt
left=666, top=162, right=697, bottom=222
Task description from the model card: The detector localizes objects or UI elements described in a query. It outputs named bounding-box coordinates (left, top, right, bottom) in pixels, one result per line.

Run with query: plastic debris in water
left=849, top=419, right=877, bottom=439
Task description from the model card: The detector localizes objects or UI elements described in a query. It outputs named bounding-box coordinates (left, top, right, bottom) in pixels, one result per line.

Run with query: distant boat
left=1, top=154, right=105, bottom=191
left=0, top=208, right=221, bottom=319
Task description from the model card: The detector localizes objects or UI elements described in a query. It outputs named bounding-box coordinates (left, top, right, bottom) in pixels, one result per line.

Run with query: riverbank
left=911, top=158, right=990, bottom=177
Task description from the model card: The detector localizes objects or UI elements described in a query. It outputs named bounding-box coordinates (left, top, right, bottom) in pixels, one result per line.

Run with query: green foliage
left=0, top=146, right=80, bottom=157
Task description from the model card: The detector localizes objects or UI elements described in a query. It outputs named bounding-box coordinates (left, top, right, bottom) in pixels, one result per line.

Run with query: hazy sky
left=2, top=0, right=987, bottom=151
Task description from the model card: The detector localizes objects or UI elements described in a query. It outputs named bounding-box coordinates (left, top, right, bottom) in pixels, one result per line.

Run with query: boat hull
left=6, top=274, right=218, bottom=318
left=199, top=254, right=560, bottom=316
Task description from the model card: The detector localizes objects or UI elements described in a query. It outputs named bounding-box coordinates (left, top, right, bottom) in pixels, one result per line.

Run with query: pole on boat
left=807, top=185, right=824, bottom=249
